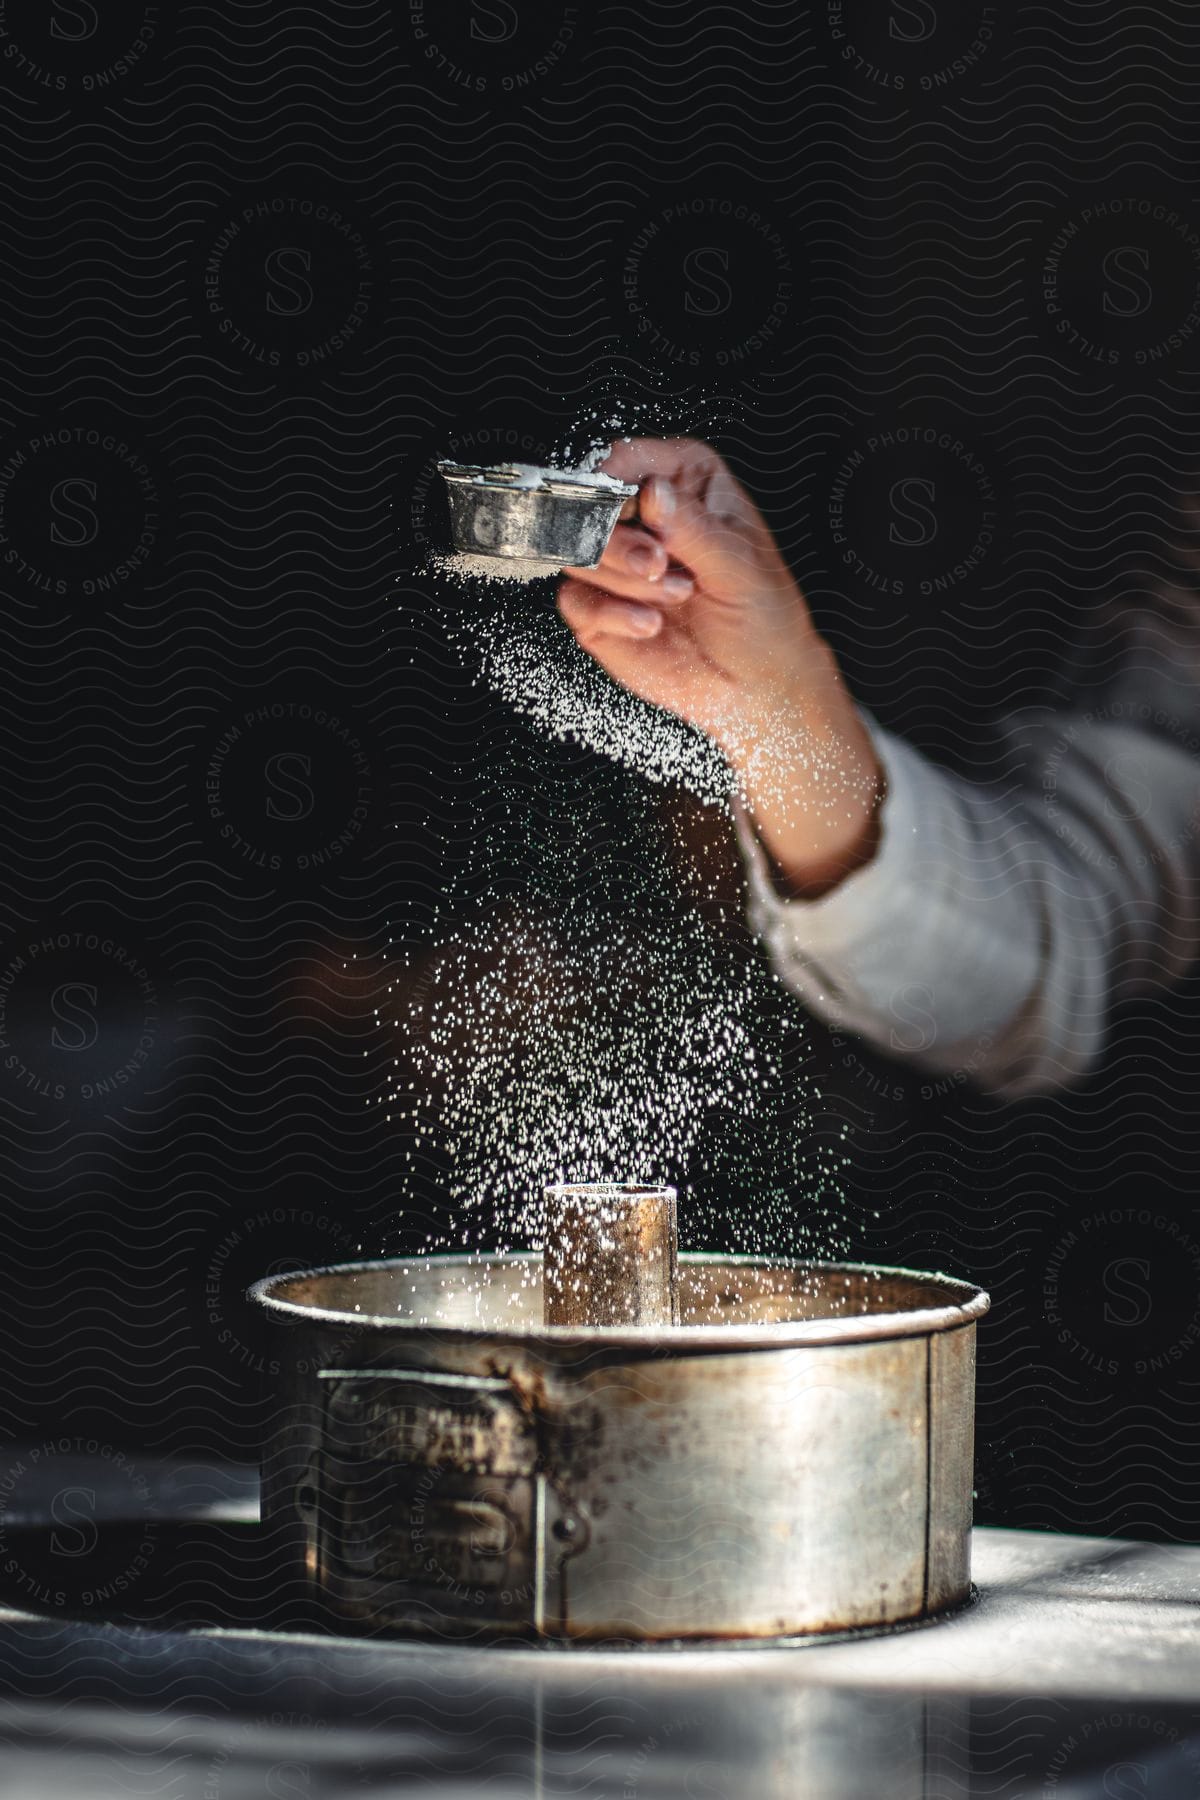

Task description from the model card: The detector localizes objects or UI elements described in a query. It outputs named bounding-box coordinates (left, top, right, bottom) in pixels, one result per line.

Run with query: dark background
left=1, top=0, right=1199, bottom=1548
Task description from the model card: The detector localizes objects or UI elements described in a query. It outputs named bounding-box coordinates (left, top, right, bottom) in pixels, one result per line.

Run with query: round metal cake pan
left=252, top=1254, right=988, bottom=1644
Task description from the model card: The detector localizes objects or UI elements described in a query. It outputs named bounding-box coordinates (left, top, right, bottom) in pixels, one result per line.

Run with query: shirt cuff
left=734, top=718, right=1043, bottom=1064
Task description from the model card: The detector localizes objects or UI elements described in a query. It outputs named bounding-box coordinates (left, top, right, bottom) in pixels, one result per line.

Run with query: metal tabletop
left=0, top=1456, right=1196, bottom=1797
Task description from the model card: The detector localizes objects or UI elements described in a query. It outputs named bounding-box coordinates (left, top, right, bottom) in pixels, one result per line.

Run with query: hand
left=558, top=438, right=883, bottom=898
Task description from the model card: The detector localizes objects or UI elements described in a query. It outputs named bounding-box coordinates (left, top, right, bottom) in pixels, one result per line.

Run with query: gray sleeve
left=737, top=711, right=1200, bottom=1100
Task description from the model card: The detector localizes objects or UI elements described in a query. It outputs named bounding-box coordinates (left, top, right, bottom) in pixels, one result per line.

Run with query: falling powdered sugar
left=437, top=571, right=734, bottom=803
left=384, top=900, right=850, bottom=1258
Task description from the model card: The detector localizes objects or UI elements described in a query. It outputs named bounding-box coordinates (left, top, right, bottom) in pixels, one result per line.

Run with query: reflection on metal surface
left=1, top=1624, right=1199, bottom=1798
left=0, top=1508, right=1199, bottom=1798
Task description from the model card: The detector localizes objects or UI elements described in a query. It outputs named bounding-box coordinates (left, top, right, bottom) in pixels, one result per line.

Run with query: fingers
left=558, top=577, right=663, bottom=641
left=646, top=463, right=769, bottom=593
left=563, top=525, right=695, bottom=603
left=603, top=523, right=669, bottom=583
left=595, top=438, right=783, bottom=600
left=565, top=439, right=814, bottom=705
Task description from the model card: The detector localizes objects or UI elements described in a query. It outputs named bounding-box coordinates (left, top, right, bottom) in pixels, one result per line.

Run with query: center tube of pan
left=542, top=1182, right=680, bottom=1328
